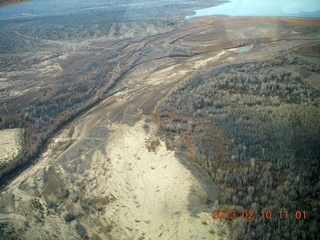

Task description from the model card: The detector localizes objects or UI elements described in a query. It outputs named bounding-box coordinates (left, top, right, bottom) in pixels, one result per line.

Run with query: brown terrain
left=0, top=4, right=319, bottom=238
left=0, top=0, right=32, bottom=7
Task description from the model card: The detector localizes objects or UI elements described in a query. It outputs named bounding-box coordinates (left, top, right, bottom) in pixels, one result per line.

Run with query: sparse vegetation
left=75, top=222, right=89, bottom=240
left=0, top=0, right=213, bottom=182
left=146, top=138, right=161, bottom=152
left=143, top=122, right=150, bottom=133
left=31, top=198, right=46, bottom=222
left=0, top=222, right=22, bottom=240
left=64, top=212, right=75, bottom=223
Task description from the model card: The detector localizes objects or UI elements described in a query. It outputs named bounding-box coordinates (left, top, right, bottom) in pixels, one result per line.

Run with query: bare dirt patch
left=104, top=119, right=228, bottom=239
left=0, top=128, right=24, bottom=166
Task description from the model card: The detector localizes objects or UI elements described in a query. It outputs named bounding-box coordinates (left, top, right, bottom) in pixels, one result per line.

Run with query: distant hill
left=300, top=10, right=320, bottom=18
left=0, top=0, right=32, bottom=8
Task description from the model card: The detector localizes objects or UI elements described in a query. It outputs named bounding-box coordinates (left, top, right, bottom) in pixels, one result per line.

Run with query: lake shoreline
left=186, top=0, right=320, bottom=19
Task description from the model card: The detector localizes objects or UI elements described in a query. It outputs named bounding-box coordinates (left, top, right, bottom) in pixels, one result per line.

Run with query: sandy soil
left=0, top=116, right=228, bottom=239
left=0, top=128, right=24, bottom=165
left=102, top=119, right=227, bottom=239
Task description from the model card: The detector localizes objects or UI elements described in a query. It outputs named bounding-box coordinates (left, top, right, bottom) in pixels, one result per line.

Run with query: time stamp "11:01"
left=212, top=210, right=307, bottom=220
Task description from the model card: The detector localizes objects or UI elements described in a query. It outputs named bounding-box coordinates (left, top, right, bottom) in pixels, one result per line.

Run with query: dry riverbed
left=0, top=50, right=233, bottom=238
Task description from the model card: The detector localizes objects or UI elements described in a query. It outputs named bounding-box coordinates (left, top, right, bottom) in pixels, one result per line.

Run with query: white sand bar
left=104, top=120, right=224, bottom=239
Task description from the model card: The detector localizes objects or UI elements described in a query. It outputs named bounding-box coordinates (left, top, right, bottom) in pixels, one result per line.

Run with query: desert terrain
left=0, top=1, right=319, bottom=239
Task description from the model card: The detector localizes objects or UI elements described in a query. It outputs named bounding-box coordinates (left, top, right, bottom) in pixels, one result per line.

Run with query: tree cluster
left=157, top=53, right=320, bottom=239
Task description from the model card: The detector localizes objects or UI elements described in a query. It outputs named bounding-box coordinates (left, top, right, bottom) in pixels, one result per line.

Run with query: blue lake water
left=186, top=0, right=320, bottom=19
left=1, top=0, right=320, bottom=21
